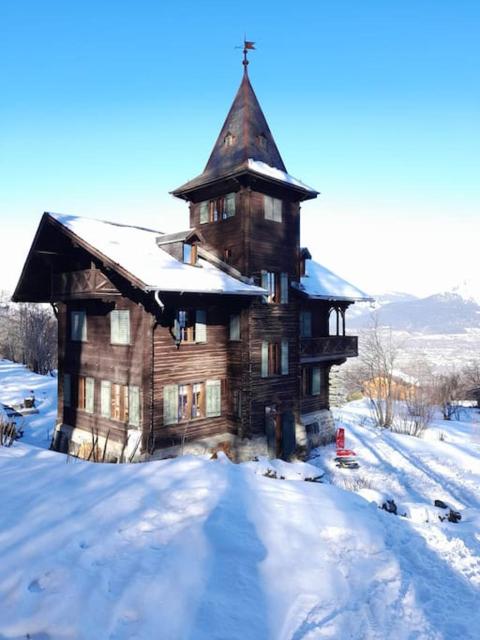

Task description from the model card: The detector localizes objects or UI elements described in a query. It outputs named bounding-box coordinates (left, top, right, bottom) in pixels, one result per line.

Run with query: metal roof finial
left=242, top=38, right=255, bottom=72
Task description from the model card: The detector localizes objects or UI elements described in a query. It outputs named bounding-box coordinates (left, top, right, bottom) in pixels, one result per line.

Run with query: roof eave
left=171, top=166, right=318, bottom=201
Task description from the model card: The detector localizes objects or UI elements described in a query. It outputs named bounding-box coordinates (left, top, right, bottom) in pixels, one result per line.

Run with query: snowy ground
left=1, top=361, right=480, bottom=639
left=0, top=359, right=57, bottom=448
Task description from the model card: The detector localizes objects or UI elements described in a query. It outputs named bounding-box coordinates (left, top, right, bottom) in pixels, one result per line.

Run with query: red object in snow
left=335, top=427, right=357, bottom=457
left=336, top=427, right=345, bottom=450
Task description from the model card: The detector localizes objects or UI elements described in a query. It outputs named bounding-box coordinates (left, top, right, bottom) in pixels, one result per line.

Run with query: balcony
left=52, top=269, right=119, bottom=300
left=300, top=336, right=358, bottom=362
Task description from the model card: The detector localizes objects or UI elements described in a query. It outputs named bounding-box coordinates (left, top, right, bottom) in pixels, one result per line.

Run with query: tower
left=172, top=57, right=319, bottom=453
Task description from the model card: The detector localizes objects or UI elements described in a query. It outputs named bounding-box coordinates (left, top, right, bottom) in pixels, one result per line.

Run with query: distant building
left=13, top=59, right=371, bottom=461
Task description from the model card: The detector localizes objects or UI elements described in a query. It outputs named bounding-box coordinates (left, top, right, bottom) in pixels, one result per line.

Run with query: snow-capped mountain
left=348, top=290, right=480, bottom=334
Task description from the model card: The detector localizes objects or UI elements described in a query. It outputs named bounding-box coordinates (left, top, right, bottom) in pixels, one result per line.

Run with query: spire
left=202, top=69, right=287, bottom=180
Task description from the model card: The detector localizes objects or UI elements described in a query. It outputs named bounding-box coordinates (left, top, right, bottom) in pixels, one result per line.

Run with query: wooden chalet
left=13, top=60, right=371, bottom=462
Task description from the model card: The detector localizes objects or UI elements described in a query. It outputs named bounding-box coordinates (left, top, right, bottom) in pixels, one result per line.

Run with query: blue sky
left=1, top=0, right=479, bottom=297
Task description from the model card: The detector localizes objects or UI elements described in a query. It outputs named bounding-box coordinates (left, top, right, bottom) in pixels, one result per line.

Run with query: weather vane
left=236, top=38, right=256, bottom=69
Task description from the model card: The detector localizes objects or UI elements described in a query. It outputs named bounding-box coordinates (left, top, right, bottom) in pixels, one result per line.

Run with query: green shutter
left=195, top=310, right=207, bottom=343
left=264, top=195, right=273, bottom=220
left=129, top=386, right=140, bottom=427
left=280, top=273, right=289, bottom=303
left=71, top=311, right=87, bottom=341
left=111, top=310, right=130, bottom=344
left=163, top=384, right=179, bottom=425
left=312, top=368, right=321, bottom=395
left=261, top=271, right=269, bottom=302
left=300, top=311, right=312, bottom=337
left=199, top=202, right=209, bottom=224
left=64, top=374, right=71, bottom=408
left=225, top=193, right=236, bottom=218
left=229, top=314, right=240, bottom=341
left=261, top=341, right=269, bottom=378
left=101, top=380, right=111, bottom=418
left=281, top=339, right=289, bottom=375
left=273, top=198, right=283, bottom=222
left=206, top=380, right=221, bottom=417
left=85, top=377, right=95, bottom=413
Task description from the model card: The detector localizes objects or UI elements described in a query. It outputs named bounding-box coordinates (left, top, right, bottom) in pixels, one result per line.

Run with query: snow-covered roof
left=48, top=213, right=266, bottom=296
left=246, top=159, right=317, bottom=194
left=294, top=259, right=373, bottom=302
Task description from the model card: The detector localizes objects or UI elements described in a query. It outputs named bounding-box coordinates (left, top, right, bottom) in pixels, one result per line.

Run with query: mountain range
left=348, top=288, right=480, bottom=334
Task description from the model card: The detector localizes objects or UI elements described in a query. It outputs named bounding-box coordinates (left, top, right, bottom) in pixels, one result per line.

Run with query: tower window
left=264, top=195, right=282, bottom=222
left=224, top=132, right=235, bottom=147
left=257, top=133, right=268, bottom=150
left=198, top=194, right=236, bottom=224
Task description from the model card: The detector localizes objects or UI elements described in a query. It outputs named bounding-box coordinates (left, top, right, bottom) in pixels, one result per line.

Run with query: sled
left=334, top=427, right=359, bottom=469
left=335, top=457, right=359, bottom=469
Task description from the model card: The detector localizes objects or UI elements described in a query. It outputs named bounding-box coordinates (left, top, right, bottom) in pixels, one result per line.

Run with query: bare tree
left=346, top=316, right=401, bottom=428
left=432, top=371, right=465, bottom=420
left=394, top=358, right=435, bottom=437
left=0, top=296, right=57, bottom=374
left=463, top=360, right=480, bottom=407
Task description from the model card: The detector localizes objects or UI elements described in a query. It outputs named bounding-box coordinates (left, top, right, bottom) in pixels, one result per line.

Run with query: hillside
left=1, top=361, right=480, bottom=639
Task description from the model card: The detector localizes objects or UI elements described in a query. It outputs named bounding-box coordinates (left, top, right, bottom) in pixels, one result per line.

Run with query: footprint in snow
left=27, top=579, right=43, bottom=593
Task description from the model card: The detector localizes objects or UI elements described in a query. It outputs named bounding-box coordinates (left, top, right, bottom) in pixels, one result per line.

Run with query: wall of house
left=151, top=295, right=249, bottom=449
left=57, top=293, right=152, bottom=458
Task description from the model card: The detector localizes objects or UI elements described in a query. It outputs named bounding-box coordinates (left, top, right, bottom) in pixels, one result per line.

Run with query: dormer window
left=224, top=132, right=235, bottom=147
left=183, top=243, right=198, bottom=265
left=257, top=133, right=268, bottom=150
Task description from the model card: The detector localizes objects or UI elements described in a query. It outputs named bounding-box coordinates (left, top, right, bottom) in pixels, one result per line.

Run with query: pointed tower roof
left=203, top=70, right=287, bottom=176
left=172, top=67, right=318, bottom=201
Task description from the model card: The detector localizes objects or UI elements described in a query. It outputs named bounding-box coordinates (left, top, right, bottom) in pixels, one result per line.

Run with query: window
left=78, top=376, right=94, bottom=413
left=229, top=314, right=241, bottom=341
left=71, top=311, right=87, bottom=342
left=192, top=383, right=204, bottom=418
left=257, top=133, right=268, bottom=150
left=198, top=194, right=235, bottom=224
left=111, top=383, right=129, bottom=422
left=300, top=310, right=312, bottom=338
left=110, top=310, right=130, bottom=345
left=261, top=340, right=288, bottom=377
left=183, top=243, right=198, bottom=265
left=64, top=374, right=71, bottom=408
left=302, top=367, right=323, bottom=396
left=264, top=195, right=282, bottom=222
left=163, top=380, right=222, bottom=425
left=100, top=380, right=139, bottom=425
left=224, top=132, right=235, bottom=147
left=174, top=309, right=207, bottom=344
left=261, top=272, right=288, bottom=304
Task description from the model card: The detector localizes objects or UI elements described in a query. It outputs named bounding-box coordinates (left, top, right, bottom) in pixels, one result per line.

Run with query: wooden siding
left=151, top=300, right=245, bottom=447
left=58, top=290, right=153, bottom=451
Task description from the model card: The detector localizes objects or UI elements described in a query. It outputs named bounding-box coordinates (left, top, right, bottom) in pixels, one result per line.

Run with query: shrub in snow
left=0, top=416, right=20, bottom=447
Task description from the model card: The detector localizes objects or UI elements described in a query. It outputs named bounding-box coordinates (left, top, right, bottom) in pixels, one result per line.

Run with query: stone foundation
left=52, top=423, right=142, bottom=463
left=300, top=410, right=336, bottom=449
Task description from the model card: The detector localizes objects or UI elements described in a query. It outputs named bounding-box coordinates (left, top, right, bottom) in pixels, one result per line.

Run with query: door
left=281, top=411, right=296, bottom=460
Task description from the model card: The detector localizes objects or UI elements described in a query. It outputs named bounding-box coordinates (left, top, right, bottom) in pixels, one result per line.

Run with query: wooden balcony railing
left=52, top=269, right=119, bottom=299
left=300, top=336, right=358, bottom=361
